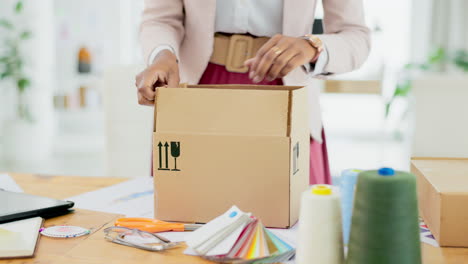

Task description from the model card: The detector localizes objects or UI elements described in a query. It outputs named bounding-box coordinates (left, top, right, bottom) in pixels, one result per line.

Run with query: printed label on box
left=157, top=141, right=181, bottom=171
left=293, top=142, right=299, bottom=175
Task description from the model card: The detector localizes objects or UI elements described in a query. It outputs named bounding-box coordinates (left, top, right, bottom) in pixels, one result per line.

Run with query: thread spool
left=296, top=184, right=344, bottom=264
left=346, top=168, right=421, bottom=264
left=339, top=169, right=362, bottom=245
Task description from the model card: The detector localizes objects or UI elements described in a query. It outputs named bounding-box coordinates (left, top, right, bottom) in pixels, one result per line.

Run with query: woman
left=136, top=0, right=370, bottom=184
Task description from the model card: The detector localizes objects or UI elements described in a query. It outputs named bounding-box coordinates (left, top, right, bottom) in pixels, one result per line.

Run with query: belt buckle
left=225, top=35, right=253, bottom=73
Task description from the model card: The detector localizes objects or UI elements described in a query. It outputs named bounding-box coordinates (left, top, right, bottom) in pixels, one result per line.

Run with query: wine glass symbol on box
left=157, top=141, right=181, bottom=171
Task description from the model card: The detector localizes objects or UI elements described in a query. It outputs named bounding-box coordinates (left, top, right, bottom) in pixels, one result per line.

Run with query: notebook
left=0, top=217, right=43, bottom=259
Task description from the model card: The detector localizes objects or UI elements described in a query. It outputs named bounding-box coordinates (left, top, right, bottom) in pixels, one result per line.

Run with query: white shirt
left=215, top=0, right=283, bottom=37
left=149, top=0, right=328, bottom=76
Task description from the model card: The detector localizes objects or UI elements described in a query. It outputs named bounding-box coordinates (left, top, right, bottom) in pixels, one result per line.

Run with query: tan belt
left=209, top=34, right=270, bottom=73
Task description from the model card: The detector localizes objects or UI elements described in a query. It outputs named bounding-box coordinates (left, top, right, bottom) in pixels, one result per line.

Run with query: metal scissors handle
left=115, top=217, right=202, bottom=233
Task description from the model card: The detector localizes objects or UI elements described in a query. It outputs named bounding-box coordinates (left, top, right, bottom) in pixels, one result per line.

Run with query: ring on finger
left=271, top=46, right=283, bottom=55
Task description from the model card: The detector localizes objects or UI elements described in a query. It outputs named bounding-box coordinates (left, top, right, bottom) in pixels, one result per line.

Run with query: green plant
left=386, top=47, right=468, bottom=117
left=454, top=50, right=468, bottom=71
left=0, top=0, right=33, bottom=122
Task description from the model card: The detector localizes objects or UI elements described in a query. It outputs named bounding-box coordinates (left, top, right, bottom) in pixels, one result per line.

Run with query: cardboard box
left=411, top=157, right=468, bottom=247
left=153, top=84, right=310, bottom=228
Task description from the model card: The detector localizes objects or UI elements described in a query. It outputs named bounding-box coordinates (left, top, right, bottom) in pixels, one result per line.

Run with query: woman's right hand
left=135, top=50, right=180, bottom=106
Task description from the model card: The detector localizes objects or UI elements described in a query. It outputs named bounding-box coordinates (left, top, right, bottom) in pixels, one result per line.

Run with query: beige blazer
left=140, top=0, right=370, bottom=142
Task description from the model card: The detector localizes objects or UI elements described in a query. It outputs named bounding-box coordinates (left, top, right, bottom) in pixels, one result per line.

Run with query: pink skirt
left=199, top=63, right=331, bottom=185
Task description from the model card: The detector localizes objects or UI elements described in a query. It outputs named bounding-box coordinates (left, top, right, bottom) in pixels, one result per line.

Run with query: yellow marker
left=311, top=185, right=332, bottom=195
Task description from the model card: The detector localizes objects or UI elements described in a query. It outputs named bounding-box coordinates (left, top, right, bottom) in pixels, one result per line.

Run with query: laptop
left=0, top=190, right=74, bottom=224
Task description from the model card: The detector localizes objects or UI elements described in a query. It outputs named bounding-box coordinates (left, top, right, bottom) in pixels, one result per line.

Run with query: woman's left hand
left=245, top=34, right=317, bottom=83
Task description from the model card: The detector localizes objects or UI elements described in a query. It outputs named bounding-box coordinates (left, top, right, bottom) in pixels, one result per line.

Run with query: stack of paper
left=185, top=206, right=295, bottom=264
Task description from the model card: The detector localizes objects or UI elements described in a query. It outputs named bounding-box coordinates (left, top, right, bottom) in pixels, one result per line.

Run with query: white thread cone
left=296, top=184, right=344, bottom=264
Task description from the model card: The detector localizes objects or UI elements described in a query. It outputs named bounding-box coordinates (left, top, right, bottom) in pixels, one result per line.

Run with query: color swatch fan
left=185, top=206, right=295, bottom=264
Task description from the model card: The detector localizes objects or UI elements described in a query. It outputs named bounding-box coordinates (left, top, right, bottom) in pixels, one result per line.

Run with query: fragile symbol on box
left=157, top=141, right=181, bottom=171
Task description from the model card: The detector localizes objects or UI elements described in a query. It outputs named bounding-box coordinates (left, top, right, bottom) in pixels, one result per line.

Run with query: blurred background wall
left=0, top=0, right=466, bottom=178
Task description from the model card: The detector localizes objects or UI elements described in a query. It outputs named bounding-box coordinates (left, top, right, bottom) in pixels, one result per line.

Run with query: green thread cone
left=346, top=169, right=421, bottom=264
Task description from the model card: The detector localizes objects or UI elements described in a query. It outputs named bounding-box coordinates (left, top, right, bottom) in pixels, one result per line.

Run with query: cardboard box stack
left=153, top=84, right=310, bottom=228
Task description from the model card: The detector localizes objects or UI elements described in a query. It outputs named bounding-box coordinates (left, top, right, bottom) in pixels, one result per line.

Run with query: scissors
left=114, top=218, right=203, bottom=233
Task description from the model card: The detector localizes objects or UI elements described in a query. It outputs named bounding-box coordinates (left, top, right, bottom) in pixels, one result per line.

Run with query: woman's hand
left=135, top=50, right=180, bottom=106
left=245, top=34, right=317, bottom=83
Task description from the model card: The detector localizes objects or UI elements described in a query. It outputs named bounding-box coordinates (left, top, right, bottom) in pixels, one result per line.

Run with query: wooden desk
left=2, top=173, right=468, bottom=264
left=2, top=173, right=211, bottom=264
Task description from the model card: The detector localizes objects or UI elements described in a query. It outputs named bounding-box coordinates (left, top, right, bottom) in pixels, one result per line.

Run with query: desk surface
left=2, top=173, right=468, bottom=264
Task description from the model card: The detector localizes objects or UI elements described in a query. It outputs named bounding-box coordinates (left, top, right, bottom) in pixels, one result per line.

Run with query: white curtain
left=431, top=0, right=468, bottom=52
left=411, top=0, right=468, bottom=67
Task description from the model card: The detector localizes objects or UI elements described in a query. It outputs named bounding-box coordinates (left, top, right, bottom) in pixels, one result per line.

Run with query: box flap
left=288, top=88, right=310, bottom=225
left=154, top=87, right=291, bottom=136
left=182, top=84, right=303, bottom=91
left=411, top=158, right=468, bottom=193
